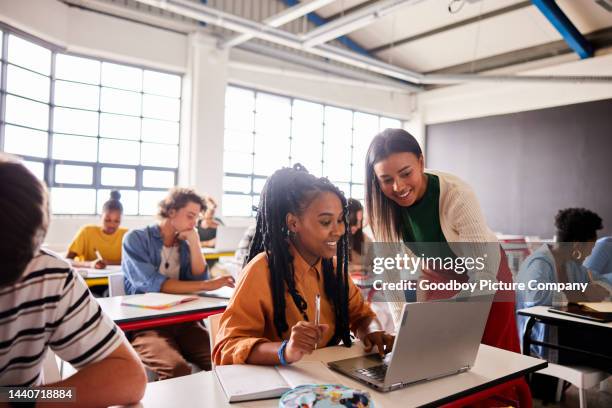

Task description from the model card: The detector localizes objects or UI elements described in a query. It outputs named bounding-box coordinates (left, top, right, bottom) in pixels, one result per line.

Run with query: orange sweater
left=213, top=246, right=376, bottom=365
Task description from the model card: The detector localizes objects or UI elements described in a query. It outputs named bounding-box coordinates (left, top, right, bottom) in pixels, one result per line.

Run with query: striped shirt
left=0, top=249, right=124, bottom=386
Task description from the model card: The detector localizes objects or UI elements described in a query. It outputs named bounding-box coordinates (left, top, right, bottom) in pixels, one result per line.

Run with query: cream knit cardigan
left=377, top=170, right=501, bottom=327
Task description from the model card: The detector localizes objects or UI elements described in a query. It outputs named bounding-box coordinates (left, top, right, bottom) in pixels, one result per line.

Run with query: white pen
left=94, top=250, right=103, bottom=262
left=314, top=293, right=321, bottom=350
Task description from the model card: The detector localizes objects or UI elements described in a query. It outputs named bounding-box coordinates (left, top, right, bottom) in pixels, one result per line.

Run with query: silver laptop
left=213, top=226, right=246, bottom=252
left=328, top=297, right=492, bottom=392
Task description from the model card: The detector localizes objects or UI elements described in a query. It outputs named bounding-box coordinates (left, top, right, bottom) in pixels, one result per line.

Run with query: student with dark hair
left=122, top=187, right=235, bottom=379
left=66, top=190, right=126, bottom=269
left=213, top=164, right=393, bottom=366
left=0, top=154, right=146, bottom=404
left=516, top=208, right=609, bottom=362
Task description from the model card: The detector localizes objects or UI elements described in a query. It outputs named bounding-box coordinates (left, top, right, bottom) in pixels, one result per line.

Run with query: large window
left=222, top=86, right=402, bottom=217
left=0, top=28, right=182, bottom=215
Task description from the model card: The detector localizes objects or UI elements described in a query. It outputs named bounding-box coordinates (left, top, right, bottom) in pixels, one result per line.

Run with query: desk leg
left=522, top=316, right=536, bottom=356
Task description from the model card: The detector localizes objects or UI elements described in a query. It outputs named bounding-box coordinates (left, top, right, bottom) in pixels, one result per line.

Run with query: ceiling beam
left=531, top=0, right=593, bottom=59
left=369, top=1, right=532, bottom=54
left=218, top=0, right=336, bottom=49
left=300, top=0, right=424, bottom=48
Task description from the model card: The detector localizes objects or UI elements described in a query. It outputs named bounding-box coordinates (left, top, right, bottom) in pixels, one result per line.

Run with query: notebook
left=121, top=293, right=199, bottom=310
left=549, top=302, right=612, bottom=323
left=214, top=361, right=340, bottom=402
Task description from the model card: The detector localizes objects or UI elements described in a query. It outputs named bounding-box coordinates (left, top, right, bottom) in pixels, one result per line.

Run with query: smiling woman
left=213, top=164, right=395, bottom=366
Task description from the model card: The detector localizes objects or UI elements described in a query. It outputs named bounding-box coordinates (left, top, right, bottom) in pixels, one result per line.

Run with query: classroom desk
left=96, top=295, right=227, bottom=331
left=77, top=265, right=122, bottom=287
left=126, top=344, right=546, bottom=408
left=202, top=248, right=236, bottom=261
left=517, top=305, right=612, bottom=364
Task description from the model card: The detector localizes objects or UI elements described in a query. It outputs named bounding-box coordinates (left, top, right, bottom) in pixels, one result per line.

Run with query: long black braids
left=246, top=164, right=353, bottom=347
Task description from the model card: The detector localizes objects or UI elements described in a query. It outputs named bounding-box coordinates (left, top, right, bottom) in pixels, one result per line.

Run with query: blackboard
left=425, top=98, right=612, bottom=238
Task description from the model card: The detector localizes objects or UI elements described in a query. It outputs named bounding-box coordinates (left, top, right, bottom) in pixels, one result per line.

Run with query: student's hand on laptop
left=204, top=276, right=236, bottom=290
left=285, top=321, right=329, bottom=363
left=363, top=331, right=394, bottom=358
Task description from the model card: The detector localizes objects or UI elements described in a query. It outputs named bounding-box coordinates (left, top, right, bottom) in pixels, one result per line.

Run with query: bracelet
left=278, top=340, right=289, bottom=366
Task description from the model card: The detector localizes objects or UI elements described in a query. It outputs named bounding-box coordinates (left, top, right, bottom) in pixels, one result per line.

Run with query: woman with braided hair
left=213, top=164, right=394, bottom=365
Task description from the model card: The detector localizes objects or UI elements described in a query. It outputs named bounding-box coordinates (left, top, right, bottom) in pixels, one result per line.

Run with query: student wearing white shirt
left=0, top=153, right=146, bottom=406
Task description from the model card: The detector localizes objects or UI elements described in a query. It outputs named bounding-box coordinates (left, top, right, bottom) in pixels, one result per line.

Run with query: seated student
left=213, top=165, right=394, bottom=366
left=516, top=208, right=610, bottom=370
left=0, top=154, right=146, bottom=405
left=584, top=236, right=612, bottom=285
left=346, top=198, right=371, bottom=276
left=66, top=190, right=127, bottom=269
left=197, top=196, right=224, bottom=248
left=122, top=188, right=235, bottom=379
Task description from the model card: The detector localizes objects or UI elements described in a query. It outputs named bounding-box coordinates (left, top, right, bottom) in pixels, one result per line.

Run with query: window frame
left=222, top=84, right=404, bottom=217
left=0, top=23, right=182, bottom=215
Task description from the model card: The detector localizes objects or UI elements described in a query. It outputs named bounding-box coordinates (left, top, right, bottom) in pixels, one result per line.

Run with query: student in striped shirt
left=0, top=154, right=146, bottom=406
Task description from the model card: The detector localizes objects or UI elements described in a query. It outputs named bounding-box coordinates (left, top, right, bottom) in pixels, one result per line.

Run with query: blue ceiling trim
left=531, top=0, right=593, bottom=59
left=280, top=0, right=370, bottom=55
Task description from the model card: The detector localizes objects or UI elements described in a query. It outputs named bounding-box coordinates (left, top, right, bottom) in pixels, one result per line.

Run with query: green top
left=400, top=173, right=454, bottom=258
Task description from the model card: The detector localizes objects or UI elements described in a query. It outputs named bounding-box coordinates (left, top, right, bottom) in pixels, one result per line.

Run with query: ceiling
left=62, top=0, right=612, bottom=87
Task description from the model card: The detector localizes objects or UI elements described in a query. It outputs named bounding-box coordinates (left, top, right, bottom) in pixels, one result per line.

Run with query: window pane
left=100, top=113, right=140, bottom=140
left=101, top=167, right=136, bottom=187
left=293, top=100, right=323, bottom=123
left=224, top=130, right=253, bottom=154
left=351, top=184, right=364, bottom=200
left=253, top=141, right=289, bottom=176
left=141, top=118, right=179, bottom=144
left=51, top=188, right=95, bottom=214
left=7, top=64, right=50, bottom=102
left=101, top=88, right=141, bottom=116
left=52, top=134, right=98, bottom=162
left=101, top=62, right=142, bottom=91
left=255, top=93, right=290, bottom=138
left=291, top=128, right=322, bottom=177
left=143, top=170, right=175, bottom=188
left=222, top=194, right=252, bottom=217
left=4, top=125, right=48, bottom=158
left=379, top=117, right=401, bottom=130
left=23, top=160, right=45, bottom=180
left=226, top=87, right=254, bottom=111
left=141, top=143, right=178, bottom=168
left=139, top=190, right=167, bottom=215
left=54, top=80, right=99, bottom=110
left=323, top=107, right=352, bottom=182
left=97, top=189, right=138, bottom=215
left=223, top=176, right=251, bottom=194
left=225, top=107, right=254, bottom=132
left=7, top=34, right=51, bottom=75
left=223, top=151, right=252, bottom=174
left=5, top=94, right=49, bottom=130
left=352, top=112, right=378, bottom=183
left=142, top=94, right=180, bottom=121
left=253, top=178, right=266, bottom=195
left=143, top=70, right=181, bottom=97
left=56, top=54, right=100, bottom=85
left=53, top=107, right=98, bottom=136
left=55, top=164, right=93, bottom=184
left=99, top=138, right=140, bottom=165
left=334, top=182, right=350, bottom=197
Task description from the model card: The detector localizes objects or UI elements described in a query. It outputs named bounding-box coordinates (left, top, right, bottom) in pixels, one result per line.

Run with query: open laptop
left=202, top=226, right=246, bottom=253
left=328, top=297, right=492, bottom=392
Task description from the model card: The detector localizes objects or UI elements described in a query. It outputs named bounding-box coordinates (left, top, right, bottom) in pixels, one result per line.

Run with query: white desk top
left=96, top=295, right=227, bottom=324
left=77, top=265, right=122, bottom=279
left=125, top=344, right=545, bottom=408
left=517, top=306, right=612, bottom=329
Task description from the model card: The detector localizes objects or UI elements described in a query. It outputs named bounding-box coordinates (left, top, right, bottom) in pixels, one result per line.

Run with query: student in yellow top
left=66, top=190, right=127, bottom=269
left=213, top=164, right=394, bottom=366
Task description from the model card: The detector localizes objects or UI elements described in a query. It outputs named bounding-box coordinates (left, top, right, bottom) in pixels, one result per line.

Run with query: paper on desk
left=579, top=302, right=612, bottom=312
left=276, top=361, right=341, bottom=388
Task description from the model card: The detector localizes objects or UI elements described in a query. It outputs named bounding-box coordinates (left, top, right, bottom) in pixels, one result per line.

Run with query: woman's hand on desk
left=285, top=321, right=329, bottom=363
left=91, top=259, right=107, bottom=269
left=201, top=276, right=235, bottom=291
left=362, top=331, right=394, bottom=358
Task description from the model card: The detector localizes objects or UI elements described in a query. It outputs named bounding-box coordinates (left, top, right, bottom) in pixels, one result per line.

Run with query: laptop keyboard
left=355, top=364, right=387, bottom=381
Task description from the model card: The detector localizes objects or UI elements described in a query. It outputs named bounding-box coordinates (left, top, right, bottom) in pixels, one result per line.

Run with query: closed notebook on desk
left=549, top=303, right=612, bottom=323
left=214, top=361, right=340, bottom=402
left=121, top=293, right=199, bottom=310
